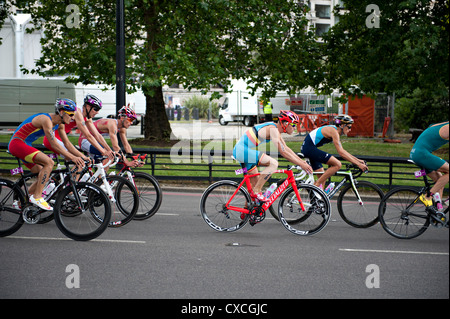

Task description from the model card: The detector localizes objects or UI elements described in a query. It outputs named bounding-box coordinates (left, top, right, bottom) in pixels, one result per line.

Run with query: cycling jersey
left=410, top=121, right=449, bottom=172
left=300, top=125, right=337, bottom=170
left=8, top=113, right=57, bottom=169
left=233, top=122, right=277, bottom=172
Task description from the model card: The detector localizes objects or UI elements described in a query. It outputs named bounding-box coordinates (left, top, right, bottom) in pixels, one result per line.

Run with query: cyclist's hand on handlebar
left=358, top=161, right=369, bottom=173
left=298, top=160, right=313, bottom=175
left=71, top=156, right=85, bottom=170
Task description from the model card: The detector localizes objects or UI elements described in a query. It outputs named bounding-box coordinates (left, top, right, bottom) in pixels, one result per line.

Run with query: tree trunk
left=143, top=85, right=172, bottom=141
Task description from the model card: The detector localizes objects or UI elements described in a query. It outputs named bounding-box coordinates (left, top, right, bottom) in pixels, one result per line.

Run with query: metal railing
left=1, top=142, right=446, bottom=192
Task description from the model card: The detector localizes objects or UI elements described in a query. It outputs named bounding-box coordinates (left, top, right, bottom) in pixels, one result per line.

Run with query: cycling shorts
left=8, top=138, right=41, bottom=170
left=300, top=135, right=333, bottom=170
left=79, top=137, right=104, bottom=158
left=410, top=148, right=447, bottom=173
left=232, top=141, right=263, bottom=173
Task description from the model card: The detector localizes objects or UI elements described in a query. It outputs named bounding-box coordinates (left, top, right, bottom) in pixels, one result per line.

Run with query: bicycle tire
left=378, top=187, right=430, bottom=239
left=128, top=172, right=163, bottom=220
left=278, top=183, right=331, bottom=236
left=200, top=180, right=251, bottom=232
left=337, top=180, right=384, bottom=228
left=53, top=182, right=111, bottom=241
left=96, top=175, right=139, bottom=227
left=0, top=179, right=25, bottom=237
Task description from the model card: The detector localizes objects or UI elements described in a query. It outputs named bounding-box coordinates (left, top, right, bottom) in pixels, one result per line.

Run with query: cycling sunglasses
left=65, top=111, right=75, bottom=117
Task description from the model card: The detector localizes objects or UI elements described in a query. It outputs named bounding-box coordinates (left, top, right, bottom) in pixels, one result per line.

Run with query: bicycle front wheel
left=337, top=181, right=384, bottom=228
left=378, top=187, right=430, bottom=239
left=0, top=179, right=25, bottom=237
left=130, top=172, right=163, bottom=220
left=200, top=180, right=251, bottom=232
left=278, top=184, right=331, bottom=236
left=53, top=182, right=111, bottom=241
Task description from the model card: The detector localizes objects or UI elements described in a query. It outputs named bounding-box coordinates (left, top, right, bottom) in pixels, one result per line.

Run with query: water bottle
left=109, top=171, right=116, bottom=176
left=42, top=181, right=55, bottom=197
left=80, top=172, right=90, bottom=182
left=264, top=182, right=278, bottom=198
left=324, top=182, right=335, bottom=194
left=433, top=193, right=443, bottom=211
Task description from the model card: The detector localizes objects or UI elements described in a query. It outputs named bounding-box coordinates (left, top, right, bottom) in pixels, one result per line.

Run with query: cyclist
left=43, top=94, right=114, bottom=161
left=410, top=121, right=449, bottom=210
left=233, top=110, right=312, bottom=202
left=8, top=98, right=85, bottom=210
left=79, top=106, right=141, bottom=168
left=300, top=114, right=368, bottom=189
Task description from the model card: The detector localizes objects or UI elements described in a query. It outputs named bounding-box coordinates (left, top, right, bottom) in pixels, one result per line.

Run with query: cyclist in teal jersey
left=233, top=110, right=312, bottom=202
left=301, top=114, right=368, bottom=188
left=410, top=121, right=449, bottom=207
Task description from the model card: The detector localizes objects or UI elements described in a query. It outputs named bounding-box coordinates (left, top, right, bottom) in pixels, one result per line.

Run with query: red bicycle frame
left=225, top=169, right=306, bottom=215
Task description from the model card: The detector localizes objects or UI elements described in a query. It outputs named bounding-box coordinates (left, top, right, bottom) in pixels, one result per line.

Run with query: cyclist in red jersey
left=8, top=99, right=85, bottom=210
left=79, top=106, right=140, bottom=167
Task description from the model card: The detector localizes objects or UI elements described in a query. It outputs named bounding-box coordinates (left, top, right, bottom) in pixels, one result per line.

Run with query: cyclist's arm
left=84, top=118, right=114, bottom=157
left=57, top=125, right=90, bottom=161
left=270, top=127, right=312, bottom=173
left=119, top=127, right=133, bottom=154
left=74, top=112, right=109, bottom=156
left=330, top=130, right=367, bottom=169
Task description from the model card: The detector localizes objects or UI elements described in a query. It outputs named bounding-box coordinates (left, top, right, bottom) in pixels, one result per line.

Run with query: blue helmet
left=55, top=98, right=77, bottom=115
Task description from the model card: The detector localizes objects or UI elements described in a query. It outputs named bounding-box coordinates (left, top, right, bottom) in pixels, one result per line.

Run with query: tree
left=320, top=0, right=449, bottom=99
left=8, top=0, right=322, bottom=141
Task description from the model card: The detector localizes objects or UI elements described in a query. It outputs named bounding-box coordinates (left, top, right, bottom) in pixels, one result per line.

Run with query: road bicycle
left=378, top=160, right=448, bottom=239
left=200, top=166, right=331, bottom=236
left=269, top=154, right=384, bottom=228
left=0, top=154, right=111, bottom=241
left=113, top=153, right=163, bottom=220
left=77, top=154, right=139, bottom=227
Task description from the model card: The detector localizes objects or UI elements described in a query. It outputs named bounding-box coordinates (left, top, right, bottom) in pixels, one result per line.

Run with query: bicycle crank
left=22, top=205, right=41, bottom=224
left=249, top=206, right=265, bottom=226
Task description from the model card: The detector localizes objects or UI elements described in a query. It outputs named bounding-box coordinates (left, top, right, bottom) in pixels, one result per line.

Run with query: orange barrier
left=297, top=114, right=338, bottom=134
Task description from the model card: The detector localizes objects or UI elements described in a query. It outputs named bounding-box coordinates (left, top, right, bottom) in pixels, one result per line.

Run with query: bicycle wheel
left=53, top=182, right=111, bottom=241
left=200, top=180, right=251, bottom=232
left=0, top=179, right=25, bottom=237
left=129, top=172, right=163, bottom=220
left=97, top=175, right=139, bottom=227
left=378, top=187, right=430, bottom=239
left=337, top=181, right=384, bottom=228
left=278, top=184, right=331, bottom=236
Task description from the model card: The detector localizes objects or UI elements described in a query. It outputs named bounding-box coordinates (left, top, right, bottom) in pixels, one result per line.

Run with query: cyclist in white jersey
left=301, top=115, right=368, bottom=188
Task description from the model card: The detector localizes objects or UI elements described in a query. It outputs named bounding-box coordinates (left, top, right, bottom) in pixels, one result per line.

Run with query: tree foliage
left=321, top=0, right=449, bottom=98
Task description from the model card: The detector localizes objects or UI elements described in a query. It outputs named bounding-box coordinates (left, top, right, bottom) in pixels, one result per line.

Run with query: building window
left=315, top=5, right=331, bottom=19
left=315, top=23, right=330, bottom=36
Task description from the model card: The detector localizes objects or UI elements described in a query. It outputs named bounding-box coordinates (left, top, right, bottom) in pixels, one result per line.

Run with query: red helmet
left=118, top=105, right=137, bottom=120
left=278, top=110, right=300, bottom=125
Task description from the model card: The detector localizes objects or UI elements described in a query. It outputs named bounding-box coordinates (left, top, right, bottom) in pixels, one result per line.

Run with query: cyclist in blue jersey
left=233, top=110, right=312, bottom=202
left=300, top=114, right=368, bottom=189
left=410, top=121, right=449, bottom=208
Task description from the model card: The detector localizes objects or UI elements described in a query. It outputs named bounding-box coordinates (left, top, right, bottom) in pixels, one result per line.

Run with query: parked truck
left=218, top=89, right=291, bottom=127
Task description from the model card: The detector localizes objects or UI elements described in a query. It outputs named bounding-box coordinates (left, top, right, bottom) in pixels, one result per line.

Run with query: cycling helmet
left=117, top=105, right=137, bottom=120
left=334, top=114, right=354, bottom=126
left=84, top=94, right=102, bottom=110
left=278, top=110, right=300, bottom=125
left=55, top=98, right=77, bottom=115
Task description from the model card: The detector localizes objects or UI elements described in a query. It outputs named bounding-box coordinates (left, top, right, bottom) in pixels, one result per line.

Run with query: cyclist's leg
left=315, top=156, right=341, bottom=187
left=430, top=162, right=449, bottom=198
left=252, top=153, right=278, bottom=194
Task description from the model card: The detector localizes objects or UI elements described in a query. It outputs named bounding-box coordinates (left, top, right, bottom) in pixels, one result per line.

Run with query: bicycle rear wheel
left=0, top=179, right=25, bottom=237
left=53, top=182, right=111, bottom=241
left=278, top=184, right=331, bottom=236
left=129, top=172, right=163, bottom=220
left=337, top=181, right=384, bottom=228
left=200, top=180, right=251, bottom=232
left=378, top=187, right=430, bottom=239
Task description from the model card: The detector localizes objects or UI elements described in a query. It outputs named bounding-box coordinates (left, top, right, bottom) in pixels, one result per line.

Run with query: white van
left=0, top=78, right=76, bottom=128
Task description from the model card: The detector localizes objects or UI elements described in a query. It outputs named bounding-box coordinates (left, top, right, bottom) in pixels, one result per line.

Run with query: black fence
left=1, top=142, right=446, bottom=193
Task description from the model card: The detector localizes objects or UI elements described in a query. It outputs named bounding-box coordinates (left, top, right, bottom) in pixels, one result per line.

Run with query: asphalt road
left=1, top=189, right=448, bottom=301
